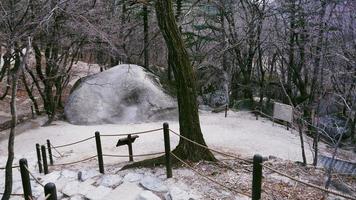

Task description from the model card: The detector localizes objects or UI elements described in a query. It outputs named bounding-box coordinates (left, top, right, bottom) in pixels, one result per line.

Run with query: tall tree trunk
left=143, top=4, right=149, bottom=69
left=155, top=0, right=215, bottom=161
left=0, top=53, right=11, bottom=100
left=2, top=41, right=29, bottom=199
left=297, top=119, right=307, bottom=166
left=21, top=71, right=40, bottom=115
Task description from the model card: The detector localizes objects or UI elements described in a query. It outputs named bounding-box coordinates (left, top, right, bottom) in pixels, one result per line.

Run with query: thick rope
left=44, top=193, right=51, bottom=200
left=169, top=129, right=252, bottom=163
left=50, top=143, right=64, bottom=157
left=262, top=163, right=356, bottom=200
left=52, top=136, right=95, bottom=149
left=0, top=165, right=20, bottom=170
left=103, top=152, right=165, bottom=158
left=100, top=128, right=163, bottom=137
left=253, top=109, right=273, bottom=119
left=51, top=155, right=97, bottom=167
left=171, top=152, right=252, bottom=198
left=0, top=192, right=24, bottom=196
left=24, top=165, right=44, bottom=187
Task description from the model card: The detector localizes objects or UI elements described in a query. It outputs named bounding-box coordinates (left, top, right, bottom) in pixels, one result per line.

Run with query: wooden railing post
left=41, top=145, right=49, bottom=174
left=47, top=139, right=54, bottom=165
left=35, top=143, right=42, bottom=173
left=163, top=122, right=172, bottom=178
left=252, top=154, right=263, bottom=200
left=95, top=131, right=104, bottom=174
left=44, top=182, right=58, bottom=200
left=127, top=134, right=133, bottom=162
left=19, top=158, right=32, bottom=200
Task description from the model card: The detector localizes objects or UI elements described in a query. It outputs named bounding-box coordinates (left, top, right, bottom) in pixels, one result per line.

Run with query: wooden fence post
left=128, top=134, right=133, bottom=162
left=36, top=143, right=42, bottom=173
left=163, top=122, right=172, bottom=178
left=225, top=105, right=228, bottom=118
left=252, top=154, right=263, bottom=200
left=47, top=139, right=54, bottom=165
left=44, top=182, right=57, bottom=200
left=41, top=145, right=49, bottom=174
left=95, top=131, right=104, bottom=174
left=19, top=158, right=32, bottom=200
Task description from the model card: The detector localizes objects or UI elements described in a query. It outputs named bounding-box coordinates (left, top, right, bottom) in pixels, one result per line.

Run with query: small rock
left=124, top=173, right=144, bottom=182
left=136, top=190, right=161, bottom=200
left=140, top=176, right=168, bottom=192
left=78, top=171, right=83, bottom=182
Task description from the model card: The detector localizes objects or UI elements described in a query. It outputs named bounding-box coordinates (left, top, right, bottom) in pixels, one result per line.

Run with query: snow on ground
left=0, top=111, right=316, bottom=199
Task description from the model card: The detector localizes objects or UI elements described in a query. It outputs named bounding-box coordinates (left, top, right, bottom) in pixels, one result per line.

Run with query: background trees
left=0, top=0, right=354, bottom=197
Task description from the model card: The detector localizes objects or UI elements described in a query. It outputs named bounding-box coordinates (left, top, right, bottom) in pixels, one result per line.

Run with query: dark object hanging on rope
left=116, top=134, right=139, bottom=162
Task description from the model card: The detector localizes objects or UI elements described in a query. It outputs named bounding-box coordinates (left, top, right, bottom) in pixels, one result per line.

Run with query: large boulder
left=64, top=64, right=177, bottom=125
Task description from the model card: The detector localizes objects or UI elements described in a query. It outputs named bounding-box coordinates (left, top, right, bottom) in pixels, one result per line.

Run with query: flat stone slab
left=97, top=174, right=122, bottom=188
left=85, top=185, right=112, bottom=200
left=140, top=176, right=168, bottom=192
left=62, top=180, right=96, bottom=197
left=102, top=182, right=144, bottom=200
left=136, top=190, right=161, bottom=200
left=123, top=172, right=144, bottom=183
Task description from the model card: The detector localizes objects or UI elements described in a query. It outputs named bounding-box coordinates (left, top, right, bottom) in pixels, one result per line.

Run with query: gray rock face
left=197, top=65, right=229, bottom=108
left=65, top=64, right=177, bottom=125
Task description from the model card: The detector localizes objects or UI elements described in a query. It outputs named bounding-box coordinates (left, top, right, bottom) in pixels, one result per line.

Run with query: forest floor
left=0, top=111, right=355, bottom=200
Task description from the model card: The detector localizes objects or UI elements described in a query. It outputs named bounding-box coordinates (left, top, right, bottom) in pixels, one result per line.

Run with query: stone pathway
left=18, top=166, right=200, bottom=200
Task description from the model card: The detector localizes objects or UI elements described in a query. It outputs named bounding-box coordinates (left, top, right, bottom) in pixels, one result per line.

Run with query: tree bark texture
left=155, top=0, right=215, bottom=161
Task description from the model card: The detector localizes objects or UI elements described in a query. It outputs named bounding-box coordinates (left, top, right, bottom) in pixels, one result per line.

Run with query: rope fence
left=29, top=127, right=166, bottom=177
left=103, top=152, right=165, bottom=158
left=0, top=165, right=20, bottom=170
left=171, top=152, right=252, bottom=198
left=52, top=136, right=95, bottom=149
left=169, top=129, right=252, bottom=163
left=262, top=163, right=356, bottom=200
left=100, top=128, right=163, bottom=137
left=0, top=192, right=24, bottom=196
left=24, top=165, right=44, bottom=187
left=51, top=155, right=97, bottom=167
left=9, top=123, right=353, bottom=200
left=168, top=127, right=355, bottom=200
left=12, top=158, right=59, bottom=200
left=50, top=144, right=63, bottom=158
